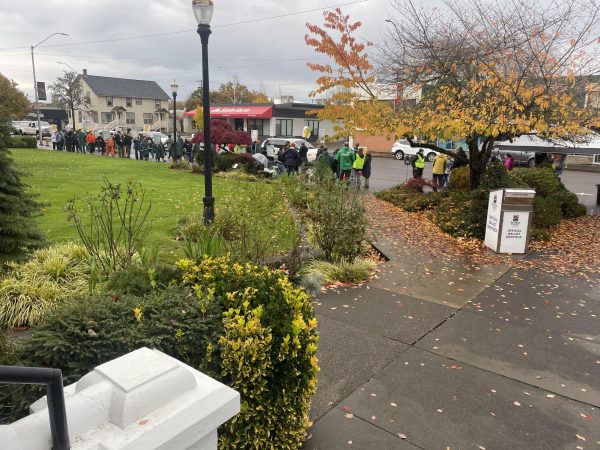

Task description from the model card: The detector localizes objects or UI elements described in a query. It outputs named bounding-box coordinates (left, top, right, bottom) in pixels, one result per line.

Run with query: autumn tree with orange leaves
left=306, top=0, right=600, bottom=188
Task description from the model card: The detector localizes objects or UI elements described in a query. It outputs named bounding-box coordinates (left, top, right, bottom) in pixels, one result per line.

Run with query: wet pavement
left=304, top=222, right=600, bottom=449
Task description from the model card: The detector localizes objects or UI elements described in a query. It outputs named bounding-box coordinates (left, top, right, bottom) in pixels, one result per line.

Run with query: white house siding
left=80, top=80, right=168, bottom=131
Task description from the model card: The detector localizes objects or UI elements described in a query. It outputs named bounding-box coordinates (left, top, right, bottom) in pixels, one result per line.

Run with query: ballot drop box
left=484, top=189, right=536, bottom=254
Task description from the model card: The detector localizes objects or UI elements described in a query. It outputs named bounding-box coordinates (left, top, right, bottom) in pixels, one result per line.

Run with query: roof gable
left=81, top=75, right=170, bottom=100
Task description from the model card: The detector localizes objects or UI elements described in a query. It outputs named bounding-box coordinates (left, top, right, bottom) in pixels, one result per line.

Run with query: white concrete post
left=0, top=348, right=240, bottom=450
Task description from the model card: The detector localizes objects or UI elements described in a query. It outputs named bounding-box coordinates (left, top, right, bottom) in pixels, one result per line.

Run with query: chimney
left=83, top=69, right=88, bottom=76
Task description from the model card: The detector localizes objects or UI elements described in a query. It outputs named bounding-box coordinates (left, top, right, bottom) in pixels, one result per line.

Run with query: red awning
left=184, top=106, right=273, bottom=119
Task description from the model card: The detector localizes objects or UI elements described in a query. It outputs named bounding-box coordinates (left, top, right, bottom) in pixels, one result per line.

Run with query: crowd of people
left=265, top=142, right=372, bottom=189
left=50, top=129, right=194, bottom=162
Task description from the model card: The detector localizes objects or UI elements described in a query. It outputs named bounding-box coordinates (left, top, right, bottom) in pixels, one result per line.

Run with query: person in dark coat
left=96, top=135, right=105, bottom=155
left=133, top=135, right=142, bottom=160
left=123, top=133, right=133, bottom=159
left=284, top=143, right=301, bottom=174
left=362, top=149, right=373, bottom=189
left=451, top=147, right=468, bottom=170
left=299, top=142, right=309, bottom=164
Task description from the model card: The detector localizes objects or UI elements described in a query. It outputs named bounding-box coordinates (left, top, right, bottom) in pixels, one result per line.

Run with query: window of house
left=305, top=119, right=319, bottom=138
left=276, top=119, right=293, bottom=137
left=155, top=99, right=161, bottom=109
left=78, top=111, right=83, bottom=123
left=101, top=112, right=114, bottom=124
left=143, top=113, right=154, bottom=125
left=126, top=97, right=133, bottom=107
left=106, top=96, right=113, bottom=107
left=126, top=112, right=136, bottom=125
left=594, top=154, right=600, bottom=165
left=247, top=119, right=269, bottom=136
left=136, top=98, right=143, bottom=105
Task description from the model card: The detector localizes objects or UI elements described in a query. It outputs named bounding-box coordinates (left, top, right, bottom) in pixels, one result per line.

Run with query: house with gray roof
left=76, top=70, right=171, bottom=132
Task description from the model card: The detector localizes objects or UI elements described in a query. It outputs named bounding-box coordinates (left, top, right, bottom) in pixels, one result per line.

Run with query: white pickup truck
left=12, top=120, right=52, bottom=137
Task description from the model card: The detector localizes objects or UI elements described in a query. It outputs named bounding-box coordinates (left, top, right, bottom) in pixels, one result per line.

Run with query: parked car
left=491, top=147, right=536, bottom=167
left=12, top=120, right=52, bottom=137
left=141, top=131, right=170, bottom=146
left=261, top=138, right=317, bottom=162
left=391, top=139, right=437, bottom=162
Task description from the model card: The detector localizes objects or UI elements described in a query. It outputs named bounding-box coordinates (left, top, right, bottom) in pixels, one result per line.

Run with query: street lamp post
left=171, top=80, right=179, bottom=146
left=31, top=33, right=68, bottom=146
left=193, top=0, right=215, bottom=224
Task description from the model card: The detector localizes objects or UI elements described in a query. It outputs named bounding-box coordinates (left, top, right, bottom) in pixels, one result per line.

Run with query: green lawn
left=10, top=149, right=246, bottom=259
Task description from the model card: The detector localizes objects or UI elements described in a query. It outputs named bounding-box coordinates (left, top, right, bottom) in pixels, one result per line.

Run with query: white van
left=12, top=120, right=52, bottom=137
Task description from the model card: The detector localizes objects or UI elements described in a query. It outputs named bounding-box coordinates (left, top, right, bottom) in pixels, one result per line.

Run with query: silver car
left=491, top=147, right=536, bottom=167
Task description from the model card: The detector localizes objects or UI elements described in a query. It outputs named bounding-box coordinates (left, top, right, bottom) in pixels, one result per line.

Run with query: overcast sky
left=0, top=0, right=397, bottom=104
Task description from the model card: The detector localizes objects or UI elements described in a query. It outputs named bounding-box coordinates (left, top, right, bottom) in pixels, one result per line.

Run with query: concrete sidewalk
left=304, top=230, right=599, bottom=449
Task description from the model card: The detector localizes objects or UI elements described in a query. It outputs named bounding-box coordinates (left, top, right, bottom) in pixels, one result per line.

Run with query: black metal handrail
left=0, top=366, right=70, bottom=450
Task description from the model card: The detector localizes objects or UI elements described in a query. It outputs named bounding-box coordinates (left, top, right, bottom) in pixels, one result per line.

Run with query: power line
left=0, top=0, right=368, bottom=50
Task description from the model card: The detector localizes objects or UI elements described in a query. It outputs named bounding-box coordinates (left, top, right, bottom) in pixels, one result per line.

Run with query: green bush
left=374, top=185, right=412, bottom=206
left=433, top=190, right=475, bottom=238
left=177, top=257, right=318, bottom=449
left=0, top=243, right=93, bottom=328
left=554, top=191, right=587, bottom=218
left=302, top=258, right=376, bottom=284
left=8, top=135, right=37, bottom=148
left=2, top=285, right=225, bottom=423
left=214, top=152, right=236, bottom=172
left=178, top=184, right=299, bottom=265
left=510, top=167, right=562, bottom=196
left=104, top=263, right=180, bottom=297
left=307, top=181, right=366, bottom=263
left=533, top=196, right=562, bottom=229
left=448, top=166, right=470, bottom=190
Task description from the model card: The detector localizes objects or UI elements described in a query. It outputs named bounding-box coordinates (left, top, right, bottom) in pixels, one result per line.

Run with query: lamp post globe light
left=171, top=80, right=179, bottom=147
left=193, top=0, right=215, bottom=224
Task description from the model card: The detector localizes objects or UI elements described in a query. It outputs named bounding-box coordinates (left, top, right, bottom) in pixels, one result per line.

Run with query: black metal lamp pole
left=198, top=24, right=214, bottom=224
left=172, top=91, right=177, bottom=143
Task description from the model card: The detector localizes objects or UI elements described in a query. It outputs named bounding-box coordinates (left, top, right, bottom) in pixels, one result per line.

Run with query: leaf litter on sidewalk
left=367, top=197, right=599, bottom=281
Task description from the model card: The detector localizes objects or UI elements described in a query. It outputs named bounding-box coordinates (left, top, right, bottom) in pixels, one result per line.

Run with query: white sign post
left=485, top=188, right=536, bottom=254
left=251, top=129, right=259, bottom=141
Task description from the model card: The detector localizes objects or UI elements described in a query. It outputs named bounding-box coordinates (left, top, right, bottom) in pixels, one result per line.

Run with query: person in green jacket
left=155, top=140, right=166, bottom=162
left=77, top=130, right=86, bottom=154
left=172, top=137, right=184, bottom=162
left=335, top=142, right=356, bottom=182
left=140, top=137, right=150, bottom=161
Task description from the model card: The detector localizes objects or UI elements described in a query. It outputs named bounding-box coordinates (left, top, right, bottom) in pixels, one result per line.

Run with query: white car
left=392, top=139, right=437, bottom=162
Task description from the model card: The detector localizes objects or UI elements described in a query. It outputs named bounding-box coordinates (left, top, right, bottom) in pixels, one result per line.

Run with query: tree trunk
left=71, top=104, right=76, bottom=131
left=468, top=139, right=484, bottom=189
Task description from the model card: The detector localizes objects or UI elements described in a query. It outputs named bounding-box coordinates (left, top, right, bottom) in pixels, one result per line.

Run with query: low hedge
left=8, top=136, right=37, bottom=148
left=3, top=257, right=319, bottom=449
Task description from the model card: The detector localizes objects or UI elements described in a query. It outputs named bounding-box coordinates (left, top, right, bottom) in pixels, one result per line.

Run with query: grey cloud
left=1, top=0, right=389, bottom=102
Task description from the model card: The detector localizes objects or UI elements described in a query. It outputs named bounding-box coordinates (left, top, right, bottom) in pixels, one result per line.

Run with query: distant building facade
left=75, top=70, right=171, bottom=132
left=184, top=101, right=336, bottom=142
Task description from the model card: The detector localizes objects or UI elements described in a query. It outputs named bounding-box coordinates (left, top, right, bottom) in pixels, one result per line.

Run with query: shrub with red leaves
left=192, top=119, right=251, bottom=145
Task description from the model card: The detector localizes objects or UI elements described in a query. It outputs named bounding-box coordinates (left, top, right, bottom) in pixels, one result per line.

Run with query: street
left=368, top=157, right=600, bottom=214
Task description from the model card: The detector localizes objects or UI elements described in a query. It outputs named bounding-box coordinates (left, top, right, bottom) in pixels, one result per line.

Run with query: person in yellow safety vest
left=351, top=147, right=366, bottom=186
left=411, top=149, right=426, bottom=178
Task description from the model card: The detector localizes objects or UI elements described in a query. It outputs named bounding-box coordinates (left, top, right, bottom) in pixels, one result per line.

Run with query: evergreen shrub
left=8, top=136, right=37, bottom=148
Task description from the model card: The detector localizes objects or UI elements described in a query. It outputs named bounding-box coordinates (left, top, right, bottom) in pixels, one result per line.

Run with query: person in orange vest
left=85, top=131, right=96, bottom=154
left=105, top=134, right=116, bottom=157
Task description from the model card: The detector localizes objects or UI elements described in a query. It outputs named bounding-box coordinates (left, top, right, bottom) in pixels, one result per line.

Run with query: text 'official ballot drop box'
left=485, top=188, right=536, bottom=254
